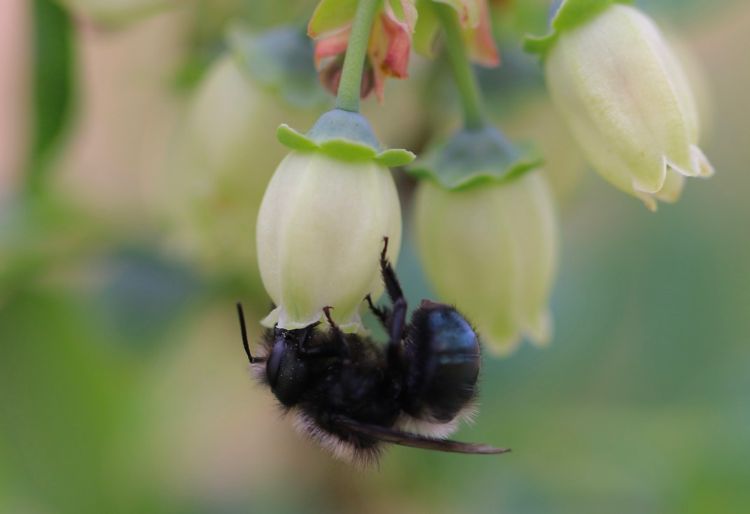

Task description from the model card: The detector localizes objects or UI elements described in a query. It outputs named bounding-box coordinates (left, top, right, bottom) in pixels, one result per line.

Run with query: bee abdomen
left=402, top=302, right=481, bottom=423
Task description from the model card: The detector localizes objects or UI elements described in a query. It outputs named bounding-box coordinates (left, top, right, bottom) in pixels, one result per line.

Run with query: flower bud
left=309, top=0, right=419, bottom=101
left=164, top=27, right=327, bottom=285
left=163, top=55, right=317, bottom=283
left=415, top=171, right=558, bottom=354
left=528, top=2, right=714, bottom=210
left=257, top=110, right=413, bottom=331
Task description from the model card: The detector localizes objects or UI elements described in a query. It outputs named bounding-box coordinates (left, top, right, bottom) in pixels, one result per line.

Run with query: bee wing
left=334, top=416, right=510, bottom=455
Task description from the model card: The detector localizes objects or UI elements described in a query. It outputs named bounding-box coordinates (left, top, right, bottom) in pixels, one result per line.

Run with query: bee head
left=266, top=327, right=312, bottom=406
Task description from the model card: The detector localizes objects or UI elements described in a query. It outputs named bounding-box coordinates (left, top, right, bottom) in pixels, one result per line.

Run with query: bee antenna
left=236, top=302, right=260, bottom=364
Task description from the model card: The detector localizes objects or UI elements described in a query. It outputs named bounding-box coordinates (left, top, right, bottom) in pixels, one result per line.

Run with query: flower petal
left=462, top=0, right=499, bottom=67
left=433, top=0, right=480, bottom=27
left=690, top=145, right=715, bottom=178
left=368, top=0, right=418, bottom=100
left=308, top=0, right=358, bottom=39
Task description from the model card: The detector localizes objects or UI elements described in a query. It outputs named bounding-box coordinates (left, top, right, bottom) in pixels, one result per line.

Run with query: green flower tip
left=407, top=125, right=543, bottom=191
left=524, top=0, right=633, bottom=58
left=277, top=109, right=415, bottom=166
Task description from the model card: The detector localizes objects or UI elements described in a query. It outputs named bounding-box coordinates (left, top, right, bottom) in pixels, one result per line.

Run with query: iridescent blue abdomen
left=403, top=301, right=481, bottom=422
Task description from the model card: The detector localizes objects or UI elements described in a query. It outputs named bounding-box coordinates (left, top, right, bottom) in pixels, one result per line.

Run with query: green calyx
left=407, top=125, right=543, bottom=191
left=277, top=109, right=415, bottom=167
left=524, top=0, right=633, bottom=58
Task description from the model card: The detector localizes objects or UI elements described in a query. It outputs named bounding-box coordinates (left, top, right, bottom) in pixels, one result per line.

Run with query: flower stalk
left=435, top=2, right=486, bottom=130
left=335, top=0, right=380, bottom=112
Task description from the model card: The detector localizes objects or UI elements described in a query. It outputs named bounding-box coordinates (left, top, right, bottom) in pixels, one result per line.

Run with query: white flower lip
left=544, top=4, right=714, bottom=209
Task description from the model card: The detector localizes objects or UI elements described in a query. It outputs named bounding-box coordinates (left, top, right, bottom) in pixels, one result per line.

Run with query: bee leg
left=321, top=306, right=351, bottom=358
left=380, top=237, right=405, bottom=305
left=388, top=297, right=407, bottom=367
left=323, top=306, right=340, bottom=330
left=379, top=238, right=407, bottom=367
left=365, top=294, right=390, bottom=328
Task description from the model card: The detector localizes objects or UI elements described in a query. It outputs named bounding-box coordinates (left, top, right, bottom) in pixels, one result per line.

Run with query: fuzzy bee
left=237, top=239, right=509, bottom=464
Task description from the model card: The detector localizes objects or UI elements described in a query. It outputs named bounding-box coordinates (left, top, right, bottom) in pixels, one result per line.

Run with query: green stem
left=25, top=0, right=75, bottom=197
left=335, top=0, right=380, bottom=112
left=435, top=3, right=485, bottom=130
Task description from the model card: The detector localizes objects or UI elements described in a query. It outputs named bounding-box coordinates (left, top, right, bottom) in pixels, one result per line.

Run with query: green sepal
left=277, top=109, right=416, bottom=165
left=523, top=0, right=633, bottom=59
left=413, top=0, right=440, bottom=58
left=375, top=149, right=417, bottom=168
left=407, top=125, right=543, bottom=191
left=307, top=0, right=358, bottom=38
left=277, top=124, right=319, bottom=151
left=307, top=109, right=380, bottom=149
left=319, top=139, right=378, bottom=161
left=227, top=24, right=329, bottom=109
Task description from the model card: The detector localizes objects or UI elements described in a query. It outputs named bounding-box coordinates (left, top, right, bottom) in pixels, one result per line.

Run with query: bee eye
left=266, top=338, right=308, bottom=406
left=266, top=340, right=286, bottom=388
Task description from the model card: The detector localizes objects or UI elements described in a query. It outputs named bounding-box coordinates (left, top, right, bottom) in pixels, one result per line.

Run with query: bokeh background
left=1, top=1, right=749, bottom=513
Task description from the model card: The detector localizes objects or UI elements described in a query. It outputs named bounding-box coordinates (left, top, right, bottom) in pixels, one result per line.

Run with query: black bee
left=237, top=239, right=509, bottom=464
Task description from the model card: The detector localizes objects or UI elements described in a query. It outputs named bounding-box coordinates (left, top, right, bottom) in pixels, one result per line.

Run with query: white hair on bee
left=395, top=415, right=458, bottom=439
left=291, top=410, right=381, bottom=467
left=249, top=359, right=267, bottom=383
left=396, top=402, right=478, bottom=439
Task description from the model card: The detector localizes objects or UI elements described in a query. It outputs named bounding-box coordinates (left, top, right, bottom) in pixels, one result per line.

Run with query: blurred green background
left=1, top=1, right=749, bottom=513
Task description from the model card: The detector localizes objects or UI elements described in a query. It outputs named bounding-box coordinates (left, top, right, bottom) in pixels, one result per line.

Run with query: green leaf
left=25, top=0, right=76, bottom=196
left=308, top=0, right=358, bottom=37
left=407, top=125, right=543, bottom=190
left=227, top=24, right=330, bottom=110
left=523, top=0, right=632, bottom=58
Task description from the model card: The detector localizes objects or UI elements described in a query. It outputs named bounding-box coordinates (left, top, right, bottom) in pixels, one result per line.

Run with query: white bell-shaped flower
left=536, top=3, right=714, bottom=210
left=257, top=110, right=413, bottom=332
left=415, top=171, right=558, bottom=354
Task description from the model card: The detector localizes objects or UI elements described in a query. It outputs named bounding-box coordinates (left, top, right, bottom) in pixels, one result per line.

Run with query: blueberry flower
left=257, top=109, right=414, bottom=332
left=526, top=0, right=714, bottom=210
